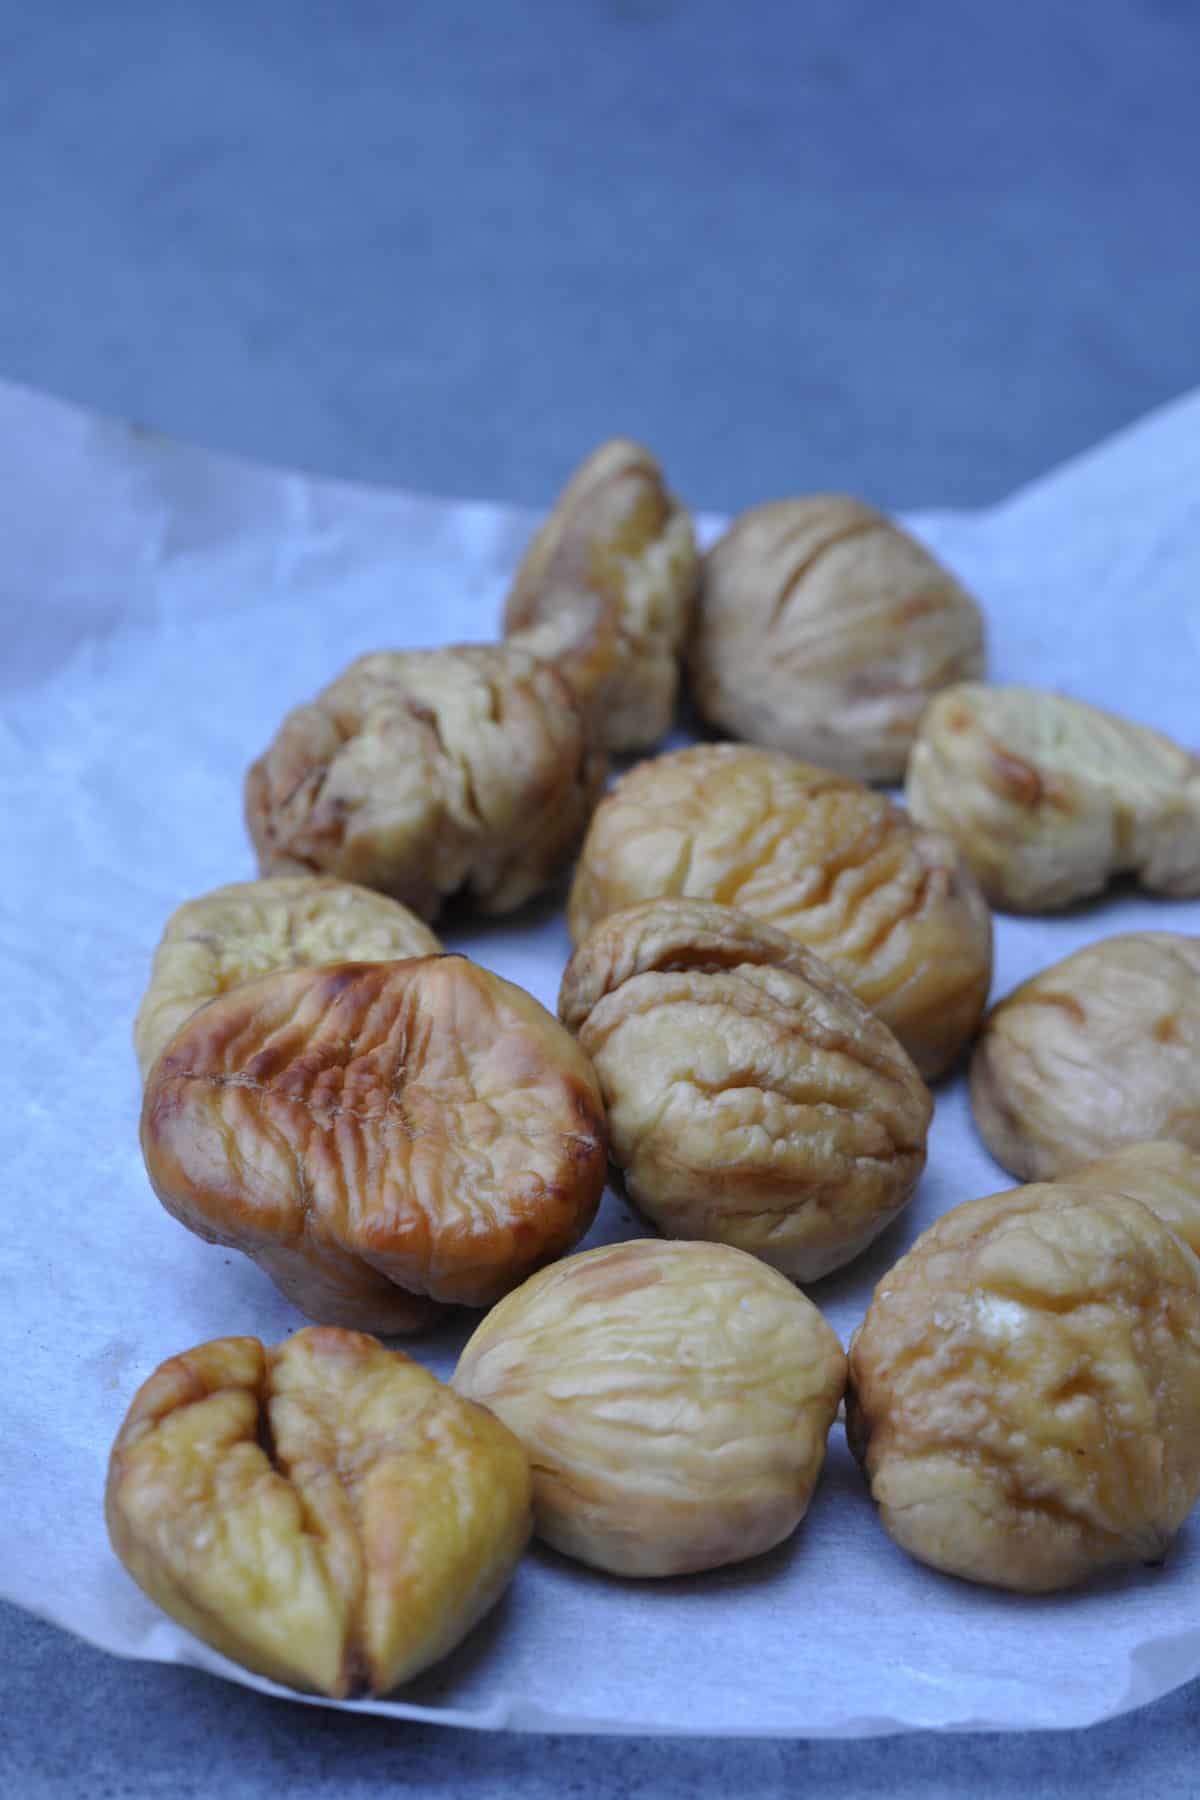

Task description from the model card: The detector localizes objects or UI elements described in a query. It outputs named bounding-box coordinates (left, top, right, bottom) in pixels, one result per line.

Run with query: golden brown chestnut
left=245, top=644, right=604, bottom=921
left=567, top=742, right=992, bottom=1079
left=140, top=956, right=608, bottom=1332
left=503, top=438, right=698, bottom=752
left=559, top=898, right=931, bottom=1280
left=133, top=876, right=440, bottom=1080
left=847, top=1183, right=1200, bottom=1592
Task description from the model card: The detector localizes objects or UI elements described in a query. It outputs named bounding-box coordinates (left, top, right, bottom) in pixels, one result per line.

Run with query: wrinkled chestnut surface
left=690, top=497, right=984, bottom=782
left=567, top=743, right=992, bottom=1079
left=106, top=1328, right=532, bottom=1696
left=140, top=956, right=608, bottom=1331
left=1066, top=1140, right=1200, bottom=1259
left=503, top=438, right=698, bottom=753
left=847, top=1184, right=1200, bottom=1592
left=970, top=933, right=1200, bottom=1181
left=134, top=876, right=441, bottom=1080
left=560, top=899, right=931, bottom=1280
left=906, top=684, right=1200, bottom=911
left=245, top=643, right=604, bottom=921
left=454, top=1238, right=846, bottom=1577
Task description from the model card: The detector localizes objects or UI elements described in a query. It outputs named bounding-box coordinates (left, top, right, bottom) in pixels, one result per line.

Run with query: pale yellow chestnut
left=133, top=875, right=440, bottom=1080
left=690, top=496, right=984, bottom=782
left=1065, top=1140, right=1200, bottom=1258
left=106, top=1328, right=532, bottom=1696
left=906, top=683, right=1200, bottom=912
left=970, top=933, right=1200, bottom=1180
left=454, top=1237, right=847, bottom=1578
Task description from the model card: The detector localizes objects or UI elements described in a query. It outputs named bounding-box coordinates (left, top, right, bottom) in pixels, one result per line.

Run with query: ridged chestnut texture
left=566, top=743, right=993, bottom=1079
left=502, top=438, right=699, bottom=752
left=1065, top=1141, right=1200, bottom=1259
left=559, top=899, right=931, bottom=1280
left=906, top=684, right=1200, bottom=911
left=970, top=933, right=1200, bottom=1181
left=106, top=1328, right=532, bottom=1696
left=133, top=876, right=441, bottom=1080
left=245, top=644, right=605, bottom=922
left=454, top=1238, right=847, bottom=1577
left=847, top=1185, right=1200, bottom=1592
left=140, top=957, right=608, bottom=1331
left=689, top=497, right=984, bottom=782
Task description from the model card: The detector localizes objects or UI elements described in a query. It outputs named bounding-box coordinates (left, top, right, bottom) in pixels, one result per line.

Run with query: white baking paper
left=2, top=377, right=1199, bottom=1737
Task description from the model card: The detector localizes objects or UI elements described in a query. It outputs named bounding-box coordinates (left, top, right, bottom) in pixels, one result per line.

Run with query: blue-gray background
left=3, top=1, right=1199, bottom=1794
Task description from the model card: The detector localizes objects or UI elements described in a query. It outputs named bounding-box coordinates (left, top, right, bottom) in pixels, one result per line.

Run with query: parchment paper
left=2, top=378, right=1199, bottom=1736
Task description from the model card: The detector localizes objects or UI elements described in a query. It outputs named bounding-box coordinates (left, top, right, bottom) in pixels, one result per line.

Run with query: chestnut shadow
left=805, top=1202, right=926, bottom=1319
left=1001, top=868, right=1172, bottom=924
left=434, top=872, right=575, bottom=953
left=378, top=1302, right=477, bottom=1368
left=673, top=681, right=720, bottom=748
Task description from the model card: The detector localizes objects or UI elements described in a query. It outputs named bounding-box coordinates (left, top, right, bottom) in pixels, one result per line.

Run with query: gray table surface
left=3, top=2, right=1199, bottom=1793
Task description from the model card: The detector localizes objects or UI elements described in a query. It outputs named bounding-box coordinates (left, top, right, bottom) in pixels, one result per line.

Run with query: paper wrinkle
left=3, top=375, right=1200, bottom=1737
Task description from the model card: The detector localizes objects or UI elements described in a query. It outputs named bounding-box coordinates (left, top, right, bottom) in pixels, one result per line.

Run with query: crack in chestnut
left=765, top=514, right=882, bottom=630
